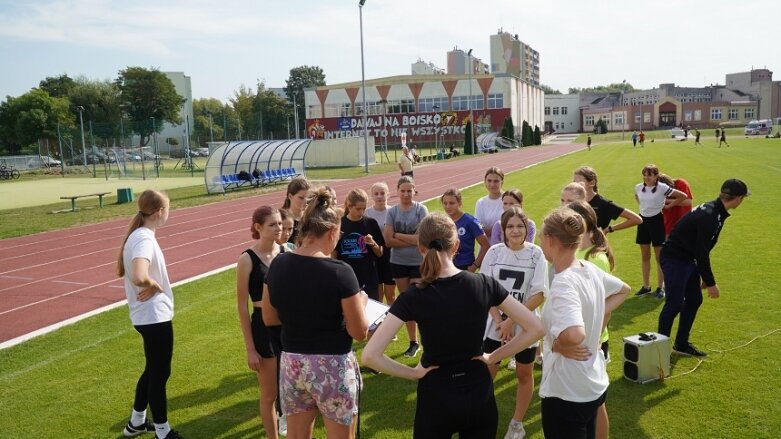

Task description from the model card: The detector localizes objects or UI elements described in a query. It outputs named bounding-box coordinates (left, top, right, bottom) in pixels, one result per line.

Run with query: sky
left=1, top=0, right=779, bottom=103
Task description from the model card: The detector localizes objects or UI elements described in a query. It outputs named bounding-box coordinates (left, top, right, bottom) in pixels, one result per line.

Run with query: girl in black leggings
left=363, top=212, right=544, bottom=438
left=117, top=189, right=183, bottom=439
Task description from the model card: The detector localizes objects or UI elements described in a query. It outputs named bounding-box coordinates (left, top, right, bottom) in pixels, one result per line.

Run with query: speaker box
left=623, top=332, right=671, bottom=383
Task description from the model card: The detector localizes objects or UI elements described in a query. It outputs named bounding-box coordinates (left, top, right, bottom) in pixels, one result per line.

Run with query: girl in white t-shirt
left=538, top=207, right=630, bottom=439
left=365, top=181, right=396, bottom=306
left=117, top=189, right=183, bottom=439
left=474, top=167, right=505, bottom=236
left=633, top=164, right=686, bottom=298
left=481, top=207, right=547, bottom=439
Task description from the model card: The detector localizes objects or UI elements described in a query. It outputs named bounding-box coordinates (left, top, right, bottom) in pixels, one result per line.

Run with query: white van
left=744, top=119, right=773, bottom=135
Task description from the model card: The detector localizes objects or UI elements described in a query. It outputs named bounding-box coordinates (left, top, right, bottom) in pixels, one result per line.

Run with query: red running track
left=0, top=143, right=582, bottom=345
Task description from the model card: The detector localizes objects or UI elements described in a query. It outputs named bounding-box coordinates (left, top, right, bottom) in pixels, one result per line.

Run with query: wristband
left=608, top=225, right=614, bottom=233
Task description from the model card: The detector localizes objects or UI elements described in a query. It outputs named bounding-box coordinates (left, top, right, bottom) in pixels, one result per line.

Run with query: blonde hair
left=542, top=207, right=585, bottom=249
left=416, top=212, right=458, bottom=288
left=300, top=187, right=341, bottom=240
left=343, top=188, right=368, bottom=216
left=116, top=189, right=168, bottom=277
left=440, top=187, right=462, bottom=204
left=370, top=181, right=389, bottom=194
left=562, top=182, right=586, bottom=201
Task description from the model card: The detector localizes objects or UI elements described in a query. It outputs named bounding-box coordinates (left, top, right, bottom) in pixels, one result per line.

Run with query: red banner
left=305, top=108, right=511, bottom=142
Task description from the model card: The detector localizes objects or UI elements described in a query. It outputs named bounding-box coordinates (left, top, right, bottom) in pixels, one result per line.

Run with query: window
left=419, top=97, right=449, bottom=112
left=324, top=104, right=342, bottom=117
left=308, top=105, right=322, bottom=119
left=552, top=107, right=559, bottom=115
left=745, top=108, right=755, bottom=119
left=452, top=95, right=483, bottom=111
left=355, top=101, right=382, bottom=116
left=561, top=107, right=567, bottom=115
left=387, top=99, right=415, bottom=114
left=470, top=95, right=484, bottom=110
left=684, top=111, right=692, bottom=122
left=614, top=114, right=624, bottom=125
left=487, top=94, right=503, bottom=109
left=635, top=112, right=641, bottom=123
left=585, top=115, right=594, bottom=126
left=544, top=106, right=550, bottom=115
left=644, top=112, right=651, bottom=123
left=711, top=108, right=722, bottom=120
left=694, top=110, right=702, bottom=121
left=728, top=109, right=738, bottom=120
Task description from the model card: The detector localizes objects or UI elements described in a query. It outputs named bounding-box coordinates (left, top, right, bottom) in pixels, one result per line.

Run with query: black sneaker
left=156, top=430, right=184, bottom=439
left=673, top=343, right=707, bottom=357
left=635, top=286, right=652, bottom=297
left=404, top=341, right=420, bottom=357
left=123, top=420, right=154, bottom=437
left=654, top=287, right=665, bottom=299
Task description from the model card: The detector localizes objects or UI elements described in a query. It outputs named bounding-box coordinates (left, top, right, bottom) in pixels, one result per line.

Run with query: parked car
left=194, top=147, right=209, bottom=157
left=27, top=156, right=62, bottom=168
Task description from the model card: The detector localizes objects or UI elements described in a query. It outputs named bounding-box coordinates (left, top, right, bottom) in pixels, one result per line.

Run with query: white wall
left=305, top=137, right=376, bottom=167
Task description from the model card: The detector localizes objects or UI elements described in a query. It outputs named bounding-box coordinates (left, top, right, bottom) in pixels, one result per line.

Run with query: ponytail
left=567, top=200, right=615, bottom=271
left=415, top=213, right=457, bottom=289
left=116, top=189, right=168, bottom=277
left=116, top=212, right=145, bottom=277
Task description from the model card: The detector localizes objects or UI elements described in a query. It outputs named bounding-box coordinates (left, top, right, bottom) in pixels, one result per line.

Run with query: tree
left=116, top=67, right=183, bottom=147
left=285, top=66, right=326, bottom=136
left=464, top=121, right=474, bottom=154
left=68, top=77, right=122, bottom=144
left=521, top=120, right=532, bottom=146
left=255, top=86, right=293, bottom=140
left=0, top=89, right=74, bottom=154
left=230, top=85, right=255, bottom=141
left=569, top=82, right=635, bottom=94
left=533, top=125, right=542, bottom=145
left=594, top=118, right=609, bottom=134
left=39, top=74, right=76, bottom=98
left=541, top=84, right=562, bottom=95
left=193, top=98, right=229, bottom=144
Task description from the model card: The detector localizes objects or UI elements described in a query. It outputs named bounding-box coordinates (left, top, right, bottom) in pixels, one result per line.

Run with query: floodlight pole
left=467, top=49, right=474, bottom=154
left=359, top=0, right=369, bottom=173
left=293, top=92, right=300, bottom=139
left=209, top=114, right=214, bottom=143
left=621, top=79, right=626, bottom=140
left=77, top=106, right=87, bottom=169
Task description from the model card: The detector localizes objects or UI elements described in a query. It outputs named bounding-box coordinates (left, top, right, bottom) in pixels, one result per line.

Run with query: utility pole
left=77, top=106, right=86, bottom=168
left=467, top=49, right=474, bottom=154
left=359, top=0, right=370, bottom=173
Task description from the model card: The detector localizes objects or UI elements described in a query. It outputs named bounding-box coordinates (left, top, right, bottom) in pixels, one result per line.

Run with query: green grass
left=573, top=127, right=746, bottom=144
left=2, top=138, right=780, bottom=437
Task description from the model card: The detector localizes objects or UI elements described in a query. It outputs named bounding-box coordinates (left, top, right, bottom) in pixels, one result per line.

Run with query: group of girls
left=117, top=160, right=692, bottom=439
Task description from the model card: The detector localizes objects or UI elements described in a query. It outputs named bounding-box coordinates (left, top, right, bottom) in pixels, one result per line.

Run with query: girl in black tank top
left=236, top=206, right=285, bottom=438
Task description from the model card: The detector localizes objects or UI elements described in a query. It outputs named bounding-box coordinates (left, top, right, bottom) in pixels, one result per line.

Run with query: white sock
left=155, top=422, right=171, bottom=438
left=130, top=409, right=146, bottom=426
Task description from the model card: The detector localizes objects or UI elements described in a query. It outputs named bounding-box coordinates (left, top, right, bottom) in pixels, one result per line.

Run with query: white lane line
left=1, top=275, right=34, bottom=280
left=0, top=263, right=237, bottom=350
left=51, top=280, right=90, bottom=286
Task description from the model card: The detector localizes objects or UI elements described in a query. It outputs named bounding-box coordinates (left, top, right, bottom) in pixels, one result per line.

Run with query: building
left=157, top=72, right=194, bottom=150
left=303, top=32, right=544, bottom=149
left=725, top=68, right=781, bottom=120
left=411, top=59, right=445, bottom=76
left=489, top=30, right=540, bottom=86
left=543, top=94, right=580, bottom=133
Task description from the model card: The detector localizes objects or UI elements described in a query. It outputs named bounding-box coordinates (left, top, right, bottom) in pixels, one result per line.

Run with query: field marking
left=0, top=264, right=236, bottom=351
left=0, top=275, right=34, bottom=280
left=51, top=280, right=89, bottom=285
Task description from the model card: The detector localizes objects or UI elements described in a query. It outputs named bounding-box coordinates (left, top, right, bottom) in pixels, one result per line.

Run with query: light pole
left=77, top=106, right=86, bottom=167
left=621, top=79, right=626, bottom=140
left=209, top=114, right=214, bottom=143
left=151, top=117, right=159, bottom=178
left=467, top=49, right=474, bottom=154
left=293, top=92, right=300, bottom=139
left=359, top=0, right=370, bottom=173
left=433, top=104, right=440, bottom=156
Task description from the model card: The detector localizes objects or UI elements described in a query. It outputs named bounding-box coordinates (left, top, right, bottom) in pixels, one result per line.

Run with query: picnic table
left=60, top=192, right=111, bottom=212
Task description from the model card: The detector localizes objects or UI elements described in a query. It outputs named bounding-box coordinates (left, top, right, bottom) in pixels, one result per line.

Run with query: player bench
left=60, top=192, right=111, bottom=212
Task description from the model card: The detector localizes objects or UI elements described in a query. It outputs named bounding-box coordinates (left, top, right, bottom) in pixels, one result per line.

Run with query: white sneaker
left=278, top=415, right=287, bottom=437
left=504, top=418, right=526, bottom=439
left=507, top=358, right=516, bottom=370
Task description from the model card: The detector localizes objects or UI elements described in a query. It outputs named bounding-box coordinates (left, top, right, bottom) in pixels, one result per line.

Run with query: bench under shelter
left=204, top=139, right=311, bottom=194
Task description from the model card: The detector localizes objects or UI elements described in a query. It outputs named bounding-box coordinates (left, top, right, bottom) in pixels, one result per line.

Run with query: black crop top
left=244, top=245, right=285, bottom=302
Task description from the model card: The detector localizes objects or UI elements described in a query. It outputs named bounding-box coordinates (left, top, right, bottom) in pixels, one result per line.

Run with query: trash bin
left=117, top=188, right=134, bottom=204
left=436, top=151, right=444, bottom=160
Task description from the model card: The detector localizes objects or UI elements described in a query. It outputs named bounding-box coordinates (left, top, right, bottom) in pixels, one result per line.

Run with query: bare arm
left=342, top=291, right=369, bottom=341
left=605, top=208, right=643, bottom=233
left=480, top=295, right=545, bottom=365
left=469, top=234, right=490, bottom=272
left=362, top=314, right=438, bottom=379
left=236, top=255, right=262, bottom=371
left=383, top=223, right=416, bottom=248
left=130, top=258, right=161, bottom=301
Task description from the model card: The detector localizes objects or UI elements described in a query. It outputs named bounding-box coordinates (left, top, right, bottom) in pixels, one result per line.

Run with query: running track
left=0, top=143, right=582, bottom=346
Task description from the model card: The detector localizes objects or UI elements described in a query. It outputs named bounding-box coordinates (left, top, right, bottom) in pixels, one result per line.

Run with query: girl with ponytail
left=537, top=207, right=630, bottom=439
left=363, top=212, right=544, bottom=438
left=117, top=189, right=184, bottom=439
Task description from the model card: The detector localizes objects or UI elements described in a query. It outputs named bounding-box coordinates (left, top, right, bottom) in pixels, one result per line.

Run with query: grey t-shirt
left=387, top=202, right=428, bottom=266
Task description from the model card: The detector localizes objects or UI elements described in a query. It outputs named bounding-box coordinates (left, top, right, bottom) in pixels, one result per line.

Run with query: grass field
left=2, top=137, right=780, bottom=438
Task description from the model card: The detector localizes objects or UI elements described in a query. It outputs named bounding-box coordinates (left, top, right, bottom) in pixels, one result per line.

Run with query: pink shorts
left=279, top=351, right=362, bottom=425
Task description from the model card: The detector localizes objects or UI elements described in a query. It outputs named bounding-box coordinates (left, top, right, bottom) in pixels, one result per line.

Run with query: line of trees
left=0, top=65, right=328, bottom=156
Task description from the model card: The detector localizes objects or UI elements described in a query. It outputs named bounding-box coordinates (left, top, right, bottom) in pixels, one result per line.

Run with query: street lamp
left=621, top=79, right=626, bottom=140
left=433, top=104, right=440, bottom=156
left=293, top=91, right=300, bottom=139
left=359, top=0, right=370, bottom=173
left=467, top=49, right=474, bottom=154
left=77, top=106, right=86, bottom=167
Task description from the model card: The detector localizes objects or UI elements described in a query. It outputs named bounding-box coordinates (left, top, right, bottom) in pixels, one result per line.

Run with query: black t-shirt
left=265, top=252, right=360, bottom=355
left=288, top=218, right=300, bottom=245
left=389, top=272, right=509, bottom=367
left=589, top=193, right=625, bottom=230
left=336, top=216, right=385, bottom=292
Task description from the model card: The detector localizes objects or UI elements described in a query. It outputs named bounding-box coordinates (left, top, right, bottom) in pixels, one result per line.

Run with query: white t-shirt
left=481, top=243, right=547, bottom=346
left=539, top=260, right=623, bottom=402
left=474, top=195, right=504, bottom=232
left=635, top=182, right=672, bottom=217
left=123, top=227, right=173, bottom=325
left=365, top=206, right=390, bottom=230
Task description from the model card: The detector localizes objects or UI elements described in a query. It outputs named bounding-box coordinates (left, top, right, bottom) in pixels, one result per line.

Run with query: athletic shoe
left=392, top=335, right=399, bottom=341
left=504, top=418, right=526, bottom=439
left=278, top=415, right=287, bottom=437
left=156, top=430, right=184, bottom=439
left=404, top=341, right=420, bottom=357
left=673, top=343, right=707, bottom=357
left=634, top=286, right=652, bottom=297
left=123, top=420, right=154, bottom=437
left=507, top=358, right=517, bottom=370
left=654, top=287, right=665, bottom=299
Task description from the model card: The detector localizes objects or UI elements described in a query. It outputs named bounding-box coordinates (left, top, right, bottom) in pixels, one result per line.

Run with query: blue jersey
left=453, top=212, right=484, bottom=267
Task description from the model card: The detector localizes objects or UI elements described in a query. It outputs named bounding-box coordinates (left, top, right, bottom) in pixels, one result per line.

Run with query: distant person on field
left=117, top=189, right=184, bottom=439
left=658, top=179, right=749, bottom=357
left=398, top=146, right=414, bottom=177
left=411, top=145, right=420, bottom=163
left=694, top=128, right=702, bottom=146
left=719, top=129, right=730, bottom=147
left=639, top=131, right=646, bottom=147
left=715, top=127, right=720, bottom=141
left=587, top=134, right=592, bottom=151
left=631, top=131, right=638, bottom=147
